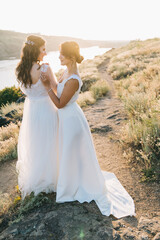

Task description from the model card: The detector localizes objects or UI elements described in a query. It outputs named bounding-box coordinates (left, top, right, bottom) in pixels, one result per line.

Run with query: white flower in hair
left=25, top=40, right=34, bottom=45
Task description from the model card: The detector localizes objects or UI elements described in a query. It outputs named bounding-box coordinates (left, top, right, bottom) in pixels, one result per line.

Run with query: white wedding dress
left=16, top=65, right=58, bottom=199
left=56, top=74, right=135, bottom=218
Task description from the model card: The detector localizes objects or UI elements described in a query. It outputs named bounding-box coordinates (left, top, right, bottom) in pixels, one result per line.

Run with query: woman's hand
left=40, top=72, right=51, bottom=91
left=40, top=65, right=58, bottom=93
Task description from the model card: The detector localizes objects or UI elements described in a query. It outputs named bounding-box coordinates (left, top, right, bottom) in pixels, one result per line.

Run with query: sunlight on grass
left=0, top=122, right=20, bottom=162
left=90, top=80, right=110, bottom=100
left=77, top=91, right=96, bottom=107
left=0, top=102, right=24, bottom=117
left=0, top=192, right=12, bottom=215
left=107, top=38, right=160, bottom=181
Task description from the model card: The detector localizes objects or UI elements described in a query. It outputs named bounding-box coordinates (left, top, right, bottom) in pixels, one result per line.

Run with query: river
left=0, top=46, right=110, bottom=90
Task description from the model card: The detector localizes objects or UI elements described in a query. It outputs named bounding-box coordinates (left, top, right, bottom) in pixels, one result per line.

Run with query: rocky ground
left=0, top=58, right=160, bottom=239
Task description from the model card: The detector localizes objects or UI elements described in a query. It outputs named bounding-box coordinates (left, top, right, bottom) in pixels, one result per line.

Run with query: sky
left=1, top=0, right=160, bottom=41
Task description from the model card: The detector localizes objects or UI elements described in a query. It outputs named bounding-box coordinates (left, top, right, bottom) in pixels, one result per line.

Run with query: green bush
left=0, top=86, right=23, bottom=108
left=90, top=80, right=110, bottom=100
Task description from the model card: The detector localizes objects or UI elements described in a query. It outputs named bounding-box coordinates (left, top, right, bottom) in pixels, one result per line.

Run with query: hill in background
left=0, top=30, right=129, bottom=60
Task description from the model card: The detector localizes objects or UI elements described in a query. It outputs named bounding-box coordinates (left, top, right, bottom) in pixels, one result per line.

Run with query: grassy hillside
left=104, top=38, right=160, bottom=181
left=0, top=30, right=129, bottom=60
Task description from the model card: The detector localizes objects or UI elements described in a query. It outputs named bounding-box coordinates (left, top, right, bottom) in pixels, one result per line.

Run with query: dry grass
left=106, top=38, right=160, bottom=181
left=0, top=103, right=23, bottom=163
left=0, top=186, right=21, bottom=217
left=90, top=80, right=110, bottom=100
left=77, top=91, right=96, bottom=107
left=0, top=122, right=20, bottom=162
left=79, top=57, right=101, bottom=92
left=77, top=55, right=110, bottom=106
left=0, top=102, right=24, bottom=122
left=0, top=192, right=13, bottom=215
left=77, top=80, right=110, bottom=107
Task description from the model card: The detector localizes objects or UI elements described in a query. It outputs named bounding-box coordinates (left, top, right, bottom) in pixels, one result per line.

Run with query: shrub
left=17, top=192, right=51, bottom=217
left=0, top=122, right=20, bottom=141
left=90, top=80, right=110, bottom=100
left=0, top=122, right=20, bottom=162
left=0, top=102, right=24, bottom=121
left=79, top=58, right=101, bottom=92
left=125, top=114, right=160, bottom=181
left=77, top=91, right=95, bottom=107
left=124, top=93, right=151, bottom=120
left=0, top=137, right=18, bottom=162
left=0, top=86, right=23, bottom=108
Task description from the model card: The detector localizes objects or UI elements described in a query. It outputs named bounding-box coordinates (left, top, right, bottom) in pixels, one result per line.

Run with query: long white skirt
left=16, top=96, right=58, bottom=199
left=56, top=102, right=135, bottom=219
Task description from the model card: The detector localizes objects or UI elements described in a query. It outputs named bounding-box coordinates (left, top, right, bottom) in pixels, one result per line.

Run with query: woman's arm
left=46, top=79, right=79, bottom=109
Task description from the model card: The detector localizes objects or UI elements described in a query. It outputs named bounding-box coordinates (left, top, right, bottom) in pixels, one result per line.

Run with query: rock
left=138, top=216, right=160, bottom=235
left=0, top=116, right=11, bottom=127
left=153, top=232, right=160, bottom=240
left=5, top=110, right=17, bottom=118
left=16, top=96, right=25, bottom=103
left=107, top=113, right=118, bottom=119
left=115, top=118, right=122, bottom=122
left=121, top=228, right=137, bottom=239
left=0, top=201, right=114, bottom=240
left=139, top=232, right=149, bottom=240
left=112, top=221, right=123, bottom=230
left=97, top=227, right=113, bottom=239
left=29, top=229, right=43, bottom=237
left=91, top=125, right=112, bottom=133
left=113, top=229, right=122, bottom=240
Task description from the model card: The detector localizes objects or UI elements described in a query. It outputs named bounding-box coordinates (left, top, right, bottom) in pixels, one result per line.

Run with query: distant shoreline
left=0, top=30, right=129, bottom=61
left=0, top=46, right=110, bottom=91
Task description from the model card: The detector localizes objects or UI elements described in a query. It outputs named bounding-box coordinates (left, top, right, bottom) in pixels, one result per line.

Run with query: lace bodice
left=57, top=74, right=83, bottom=105
left=19, top=65, right=49, bottom=99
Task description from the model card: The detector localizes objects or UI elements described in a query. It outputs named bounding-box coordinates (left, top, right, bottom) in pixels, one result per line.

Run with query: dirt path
left=0, top=59, right=160, bottom=239
left=83, top=60, right=160, bottom=221
left=0, top=160, right=17, bottom=195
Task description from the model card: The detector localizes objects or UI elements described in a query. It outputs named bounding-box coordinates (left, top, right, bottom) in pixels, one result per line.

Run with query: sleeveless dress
left=16, top=65, right=58, bottom=199
left=56, top=74, right=135, bottom=219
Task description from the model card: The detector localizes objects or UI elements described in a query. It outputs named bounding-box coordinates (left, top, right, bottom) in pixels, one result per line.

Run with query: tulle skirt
left=16, top=96, right=58, bottom=199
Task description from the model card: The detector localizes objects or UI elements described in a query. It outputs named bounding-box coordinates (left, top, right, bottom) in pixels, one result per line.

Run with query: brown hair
left=16, top=35, right=45, bottom=88
left=60, top=41, right=84, bottom=64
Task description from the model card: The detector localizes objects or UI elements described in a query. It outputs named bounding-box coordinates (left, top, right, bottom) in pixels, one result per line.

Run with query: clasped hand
left=40, top=71, right=51, bottom=91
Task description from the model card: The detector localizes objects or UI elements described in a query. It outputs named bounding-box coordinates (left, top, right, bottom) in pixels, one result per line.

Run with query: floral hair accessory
left=25, top=40, right=34, bottom=45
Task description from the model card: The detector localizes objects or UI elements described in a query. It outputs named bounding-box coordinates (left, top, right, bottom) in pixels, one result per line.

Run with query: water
left=0, top=46, right=110, bottom=90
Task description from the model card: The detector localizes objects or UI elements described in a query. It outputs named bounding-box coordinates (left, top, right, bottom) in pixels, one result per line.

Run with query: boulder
left=5, top=110, right=17, bottom=119
left=0, top=116, right=11, bottom=127
left=16, top=97, right=25, bottom=103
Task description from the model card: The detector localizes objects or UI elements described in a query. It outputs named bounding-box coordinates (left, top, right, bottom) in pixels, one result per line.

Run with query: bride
left=41, top=41, right=135, bottom=218
left=16, top=35, right=58, bottom=199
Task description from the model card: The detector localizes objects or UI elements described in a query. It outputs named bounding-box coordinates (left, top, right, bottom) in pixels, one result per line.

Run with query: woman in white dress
left=41, top=41, right=135, bottom=219
left=16, top=35, right=58, bottom=199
